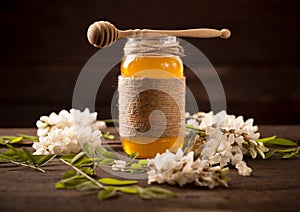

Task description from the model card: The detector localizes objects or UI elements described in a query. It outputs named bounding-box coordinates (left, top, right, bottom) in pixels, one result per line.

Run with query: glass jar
left=119, top=35, right=185, bottom=158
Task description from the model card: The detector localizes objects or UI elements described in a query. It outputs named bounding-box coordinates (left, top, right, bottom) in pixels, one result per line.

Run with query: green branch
left=60, top=158, right=105, bottom=189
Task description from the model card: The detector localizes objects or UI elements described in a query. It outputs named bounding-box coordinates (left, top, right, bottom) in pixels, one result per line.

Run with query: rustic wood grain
left=0, top=126, right=299, bottom=211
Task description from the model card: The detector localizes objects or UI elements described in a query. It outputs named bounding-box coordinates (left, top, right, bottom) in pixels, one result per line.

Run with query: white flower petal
left=95, top=121, right=107, bottom=130
left=235, top=161, right=252, bottom=176
left=36, top=120, right=47, bottom=128
left=175, top=148, right=184, bottom=160
left=185, top=112, right=191, bottom=118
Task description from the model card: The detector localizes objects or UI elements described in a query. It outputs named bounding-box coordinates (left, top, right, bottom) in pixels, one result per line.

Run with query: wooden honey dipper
left=87, top=21, right=231, bottom=48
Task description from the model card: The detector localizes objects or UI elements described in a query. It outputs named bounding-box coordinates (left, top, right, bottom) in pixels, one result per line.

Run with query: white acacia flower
left=185, top=112, right=191, bottom=118
left=147, top=148, right=229, bottom=188
left=231, top=146, right=243, bottom=166
left=36, top=108, right=101, bottom=137
left=33, top=126, right=102, bottom=155
left=95, top=121, right=107, bottom=130
left=75, top=126, right=102, bottom=148
left=33, top=108, right=103, bottom=155
left=34, top=127, right=78, bottom=155
left=235, top=161, right=252, bottom=176
left=186, top=110, right=268, bottom=176
left=112, top=160, right=127, bottom=171
left=70, top=108, right=97, bottom=127
left=198, top=111, right=213, bottom=129
left=201, top=128, right=233, bottom=167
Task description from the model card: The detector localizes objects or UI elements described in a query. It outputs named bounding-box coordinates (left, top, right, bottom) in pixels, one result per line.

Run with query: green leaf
left=128, top=163, right=145, bottom=173
left=0, top=136, right=17, bottom=140
left=62, top=170, right=77, bottom=179
left=98, top=158, right=115, bottom=165
left=56, top=176, right=88, bottom=189
left=89, top=158, right=103, bottom=163
left=95, top=146, right=107, bottom=156
left=37, top=154, right=56, bottom=166
left=259, top=137, right=297, bottom=147
left=98, top=187, right=117, bottom=200
left=59, top=158, right=105, bottom=189
left=60, top=154, right=76, bottom=162
left=271, top=138, right=297, bottom=146
left=59, top=175, right=87, bottom=184
left=257, top=136, right=277, bottom=143
left=1, top=149, right=17, bottom=157
left=55, top=182, right=66, bottom=189
left=76, top=181, right=99, bottom=191
left=0, top=154, right=14, bottom=161
left=275, top=148, right=298, bottom=153
left=0, top=158, right=7, bottom=162
left=138, top=190, right=153, bottom=199
left=10, top=137, right=23, bottom=144
left=138, top=159, right=148, bottom=166
left=17, top=134, right=39, bottom=142
left=22, top=147, right=36, bottom=166
left=116, top=186, right=138, bottom=194
left=76, top=158, right=95, bottom=167
left=283, top=152, right=298, bottom=159
left=102, top=132, right=115, bottom=140
left=82, top=143, right=95, bottom=158
left=98, top=178, right=137, bottom=186
left=61, top=153, right=93, bottom=167
left=6, top=144, right=28, bottom=162
left=71, top=152, right=86, bottom=165
left=130, top=152, right=139, bottom=160
left=138, top=186, right=176, bottom=199
left=265, top=150, right=276, bottom=159
left=102, top=151, right=119, bottom=160
left=80, top=167, right=94, bottom=176
left=0, top=147, right=52, bottom=172
left=0, top=138, right=9, bottom=145
left=282, top=147, right=299, bottom=159
left=131, top=163, right=142, bottom=168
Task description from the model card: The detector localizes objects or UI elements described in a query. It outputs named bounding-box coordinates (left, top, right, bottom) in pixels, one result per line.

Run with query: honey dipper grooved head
left=220, top=29, right=231, bottom=39
left=87, top=21, right=118, bottom=48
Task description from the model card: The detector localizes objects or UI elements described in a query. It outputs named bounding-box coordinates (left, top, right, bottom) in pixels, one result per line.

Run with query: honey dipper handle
left=119, top=28, right=231, bottom=39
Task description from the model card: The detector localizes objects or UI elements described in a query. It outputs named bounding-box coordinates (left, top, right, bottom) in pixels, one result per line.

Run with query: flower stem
left=185, top=125, right=206, bottom=136
left=60, top=158, right=106, bottom=189
left=8, top=160, right=45, bottom=172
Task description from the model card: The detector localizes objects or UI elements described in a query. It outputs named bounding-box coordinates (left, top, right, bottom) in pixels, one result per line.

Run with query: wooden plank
left=0, top=126, right=299, bottom=211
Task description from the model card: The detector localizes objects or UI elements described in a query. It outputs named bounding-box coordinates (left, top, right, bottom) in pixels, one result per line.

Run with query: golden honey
left=121, top=55, right=184, bottom=158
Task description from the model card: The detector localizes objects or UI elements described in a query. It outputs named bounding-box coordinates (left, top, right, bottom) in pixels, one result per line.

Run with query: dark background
left=0, top=0, right=299, bottom=127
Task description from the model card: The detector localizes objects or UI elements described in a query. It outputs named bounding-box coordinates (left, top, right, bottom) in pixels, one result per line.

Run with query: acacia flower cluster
left=186, top=110, right=268, bottom=176
left=147, top=110, right=269, bottom=187
left=147, top=148, right=229, bottom=188
left=33, top=108, right=105, bottom=155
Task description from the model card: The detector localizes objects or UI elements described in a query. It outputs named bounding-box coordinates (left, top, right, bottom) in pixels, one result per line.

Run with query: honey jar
left=118, top=35, right=185, bottom=158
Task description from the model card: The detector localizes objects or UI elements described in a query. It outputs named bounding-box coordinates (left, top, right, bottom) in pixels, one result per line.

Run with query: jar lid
left=124, top=34, right=185, bottom=57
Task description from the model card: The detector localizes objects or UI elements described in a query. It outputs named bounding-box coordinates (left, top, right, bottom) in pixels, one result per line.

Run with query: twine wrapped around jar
left=118, top=76, right=185, bottom=140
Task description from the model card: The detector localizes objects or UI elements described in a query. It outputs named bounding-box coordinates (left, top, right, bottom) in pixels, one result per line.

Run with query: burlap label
left=118, top=76, right=185, bottom=138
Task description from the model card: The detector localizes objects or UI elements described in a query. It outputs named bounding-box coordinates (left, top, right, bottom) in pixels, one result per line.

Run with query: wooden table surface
left=0, top=126, right=300, bottom=212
